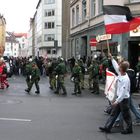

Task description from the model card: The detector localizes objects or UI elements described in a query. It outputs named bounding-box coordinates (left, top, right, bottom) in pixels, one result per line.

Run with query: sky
left=0, top=0, right=38, bottom=33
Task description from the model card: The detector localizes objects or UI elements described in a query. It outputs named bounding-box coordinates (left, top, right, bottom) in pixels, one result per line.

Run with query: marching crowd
left=0, top=54, right=140, bottom=135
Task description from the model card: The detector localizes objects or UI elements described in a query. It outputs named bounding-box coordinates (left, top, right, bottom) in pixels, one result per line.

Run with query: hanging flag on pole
left=104, top=70, right=117, bottom=102
left=103, top=5, right=140, bottom=34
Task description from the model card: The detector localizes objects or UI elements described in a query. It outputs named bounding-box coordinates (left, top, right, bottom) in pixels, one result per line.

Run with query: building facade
left=70, top=0, right=140, bottom=68
left=30, top=0, right=62, bottom=58
left=4, top=32, right=19, bottom=57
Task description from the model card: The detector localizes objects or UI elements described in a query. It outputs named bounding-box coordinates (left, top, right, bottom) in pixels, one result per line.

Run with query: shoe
left=35, top=91, right=40, bottom=94
left=91, top=90, right=96, bottom=94
left=49, top=87, right=53, bottom=90
left=6, top=85, right=9, bottom=88
left=25, top=89, right=30, bottom=93
left=62, top=93, right=67, bottom=96
left=81, top=87, right=85, bottom=90
left=121, top=129, right=133, bottom=134
left=99, top=127, right=111, bottom=133
left=72, top=93, right=77, bottom=95
left=94, top=91, right=100, bottom=95
left=133, top=120, right=140, bottom=126
left=54, top=91, right=59, bottom=94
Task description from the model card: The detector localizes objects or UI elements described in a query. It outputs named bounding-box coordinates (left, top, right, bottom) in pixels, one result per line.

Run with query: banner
left=105, top=70, right=117, bottom=102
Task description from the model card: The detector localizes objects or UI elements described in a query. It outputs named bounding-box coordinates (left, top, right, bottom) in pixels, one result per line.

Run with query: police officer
left=25, top=58, right=32, bottom=90
left=88, top=62, right=94, bottom=90
left=78, top=59, right=85, bottom=90
left=71, top=62, right=82, bottom=95
left=25, top=62, right=40, bottom=94
left=54, top=58, right=67, bottom=95
left=91, top=60, right=100, bottom=94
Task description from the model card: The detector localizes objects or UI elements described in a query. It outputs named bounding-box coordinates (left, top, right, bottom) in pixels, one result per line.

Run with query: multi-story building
left=4, top=32, right=19, bottom=57
left=70, top=0, right=140, bottom=68
left=29, top=0, right=62, bottom=58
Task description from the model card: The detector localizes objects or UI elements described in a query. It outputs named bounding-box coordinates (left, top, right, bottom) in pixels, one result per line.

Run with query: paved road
left=0, top=76, right=140, bottom=140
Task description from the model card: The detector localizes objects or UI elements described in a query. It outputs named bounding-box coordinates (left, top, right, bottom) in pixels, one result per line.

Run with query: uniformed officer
left=78, top=59, right=85, bottom=89
left=91, top=60, right=100, bottom=94
left=25, top=62, right=40, bottom=94
left=101, top=56, right=109, bottom=82
left=71, top=62, right=82, bottom=95
left=88, top=62, right=94, bottom=90
left=54, top=58, right=67, bottom=95
left=25, top=58, right=32, bottom=89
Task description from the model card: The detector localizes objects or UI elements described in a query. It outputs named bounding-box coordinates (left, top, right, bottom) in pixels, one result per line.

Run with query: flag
left=104, top=70, right=117, bottom=102
left=103, top=5, right=140, bottom=34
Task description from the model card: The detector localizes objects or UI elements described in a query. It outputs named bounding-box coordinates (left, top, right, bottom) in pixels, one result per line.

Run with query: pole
left=106, top=39, right=110, bottom=54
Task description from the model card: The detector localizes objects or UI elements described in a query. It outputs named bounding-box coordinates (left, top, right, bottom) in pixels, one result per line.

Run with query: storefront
left=128, top=26, right=140, bottom=69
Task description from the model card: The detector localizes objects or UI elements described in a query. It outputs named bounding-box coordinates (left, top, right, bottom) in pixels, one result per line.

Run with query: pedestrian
left=99, top=53, right=133, bottom=134
left=0, top=58, right=9, bottom=89
left=54, top=58, right=67, bottom=96
left=91, top=60, right=100, bottom=95
left=25, top=62, right=40, bottom=94
left=71, top=62, right=82, bottom=95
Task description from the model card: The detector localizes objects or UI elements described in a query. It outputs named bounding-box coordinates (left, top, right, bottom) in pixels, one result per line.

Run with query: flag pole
left=106, top=39, right=110, bottom=54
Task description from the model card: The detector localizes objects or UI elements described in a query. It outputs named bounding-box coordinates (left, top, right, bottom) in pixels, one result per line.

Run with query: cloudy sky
left=0, top=0, right=38, bottom=33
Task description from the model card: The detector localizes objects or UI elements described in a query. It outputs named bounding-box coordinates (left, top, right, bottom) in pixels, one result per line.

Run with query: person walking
left=25, top=62, right=40, bottom=94
left=71, top=62, right=82, bottom=95
left=99, top=53, right=133, bottom=135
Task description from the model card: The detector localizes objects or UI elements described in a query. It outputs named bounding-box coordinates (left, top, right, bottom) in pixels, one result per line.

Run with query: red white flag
left=103, top=5, right=140, bottom=34
left=105, top=70, right=117, bottom=102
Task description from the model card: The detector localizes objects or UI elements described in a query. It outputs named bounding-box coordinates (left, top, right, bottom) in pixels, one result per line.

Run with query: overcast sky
left=0, top=0, right=38, bottom=33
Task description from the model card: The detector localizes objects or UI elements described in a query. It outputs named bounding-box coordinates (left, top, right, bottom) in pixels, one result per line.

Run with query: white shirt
left=112, top=59, right=130, bottom=103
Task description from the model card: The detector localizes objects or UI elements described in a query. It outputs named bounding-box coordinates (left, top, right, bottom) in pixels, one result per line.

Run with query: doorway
left=128, top=41, right=140, bottom=70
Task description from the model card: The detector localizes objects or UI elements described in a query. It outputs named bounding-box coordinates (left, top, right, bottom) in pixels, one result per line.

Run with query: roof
left=14, top=33, right=27, bottom=38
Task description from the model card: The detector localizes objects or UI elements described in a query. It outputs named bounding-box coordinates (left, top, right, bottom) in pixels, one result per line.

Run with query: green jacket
left=31, top=66, right=40, bottom=79
left=55, top=62, right=66, bottom=75
left=92, top=64, right=99, bottom=78
left=25, top=63, right=32, bottom=75
left=72, top=65, right=81, bottom=78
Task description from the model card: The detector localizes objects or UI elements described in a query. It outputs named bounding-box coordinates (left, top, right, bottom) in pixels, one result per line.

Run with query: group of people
left=0, top=54, right=140, bottom=135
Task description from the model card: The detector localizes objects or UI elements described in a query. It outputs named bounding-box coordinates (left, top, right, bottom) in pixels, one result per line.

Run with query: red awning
left=90, top=38, right=97, bottom=47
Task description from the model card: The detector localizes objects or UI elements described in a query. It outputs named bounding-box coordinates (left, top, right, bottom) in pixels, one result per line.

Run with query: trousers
left=105, top=99, right=132, bottom=131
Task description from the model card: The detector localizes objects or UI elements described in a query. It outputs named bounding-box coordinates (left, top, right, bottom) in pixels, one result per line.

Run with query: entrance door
left=128, top=41, right=140, bottom=70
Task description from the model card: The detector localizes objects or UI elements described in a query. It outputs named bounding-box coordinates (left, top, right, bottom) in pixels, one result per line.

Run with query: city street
left=0, top=76, right=140, bottom=140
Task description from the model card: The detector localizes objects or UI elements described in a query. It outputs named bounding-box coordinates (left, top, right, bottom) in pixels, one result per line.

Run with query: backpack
left=127, top=69, right=137, bottom=94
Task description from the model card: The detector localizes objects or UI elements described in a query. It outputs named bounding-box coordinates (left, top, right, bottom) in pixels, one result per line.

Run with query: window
left=44, top=34, right=55, bottom=41
left=45, top=9, right=55, bottom=17
left=45, top=0, right=55, bottom=4
left=76, top=5, right=79, bottom=25
left=47, top=49, right=51, bottom=54
left=91, top=0, right=96, bottom=17
left=72, top=8, right=75, bottom=27
left=82, top=0, right=87, bottom=20
left=44, top=22, right=55, bottom=29
left=98, top=0, right=103, bottom=14
left=52, top=50, right=56, bottom=54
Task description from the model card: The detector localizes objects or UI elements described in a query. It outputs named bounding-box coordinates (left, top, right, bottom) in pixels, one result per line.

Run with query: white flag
left=105, top=70, right=117, bottom=102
